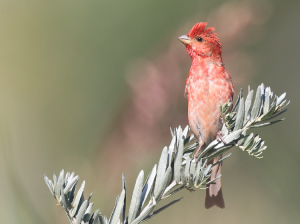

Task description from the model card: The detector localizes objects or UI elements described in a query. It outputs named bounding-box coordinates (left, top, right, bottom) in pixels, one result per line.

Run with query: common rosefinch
left=179, top=22, right=234, bottom=209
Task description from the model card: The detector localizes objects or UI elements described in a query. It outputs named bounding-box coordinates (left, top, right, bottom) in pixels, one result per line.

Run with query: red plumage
left=179, top=22, right=234, bottom=209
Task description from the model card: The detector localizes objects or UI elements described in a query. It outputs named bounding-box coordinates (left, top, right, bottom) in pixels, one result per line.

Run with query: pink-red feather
left=188, top=22, right=221, bottom=48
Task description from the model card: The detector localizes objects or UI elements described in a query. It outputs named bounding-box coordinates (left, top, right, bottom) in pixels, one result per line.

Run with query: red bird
left=179, top=22, right=234, bottom=209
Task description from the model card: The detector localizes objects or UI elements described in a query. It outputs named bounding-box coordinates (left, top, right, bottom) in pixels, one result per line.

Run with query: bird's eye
left=196, top=37, right=203, bottom=42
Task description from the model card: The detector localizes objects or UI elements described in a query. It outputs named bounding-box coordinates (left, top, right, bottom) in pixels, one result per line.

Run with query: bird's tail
left=205, top=156, right=225, bottom=209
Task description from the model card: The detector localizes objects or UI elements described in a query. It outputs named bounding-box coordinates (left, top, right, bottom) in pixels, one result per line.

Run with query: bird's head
left=179, top=22, right=221, bottom=58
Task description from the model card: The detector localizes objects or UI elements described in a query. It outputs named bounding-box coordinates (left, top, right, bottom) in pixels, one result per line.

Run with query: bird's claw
left=217, top=131, right=226, bottom=145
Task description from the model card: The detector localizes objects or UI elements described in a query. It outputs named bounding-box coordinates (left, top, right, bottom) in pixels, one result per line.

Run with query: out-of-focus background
left=0, top=0, right=299, bottom=223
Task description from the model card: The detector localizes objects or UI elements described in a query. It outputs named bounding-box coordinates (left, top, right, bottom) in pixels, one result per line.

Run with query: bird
left=178, top=22, right=235, bottom=209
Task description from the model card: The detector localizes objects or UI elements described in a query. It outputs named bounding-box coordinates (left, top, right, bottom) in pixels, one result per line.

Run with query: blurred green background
left=0, top=0, right=299, bottom=223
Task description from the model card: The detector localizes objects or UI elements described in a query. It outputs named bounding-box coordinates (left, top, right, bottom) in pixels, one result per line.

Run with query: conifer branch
left=44, top=83, right=289, bottom=224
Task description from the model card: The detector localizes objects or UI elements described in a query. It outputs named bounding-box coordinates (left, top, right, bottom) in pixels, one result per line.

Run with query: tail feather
left=205, top=157, right=225, bottom=209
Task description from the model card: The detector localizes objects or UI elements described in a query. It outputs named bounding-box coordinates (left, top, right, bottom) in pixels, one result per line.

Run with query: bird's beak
left=178, top=35, right=191, bottom=45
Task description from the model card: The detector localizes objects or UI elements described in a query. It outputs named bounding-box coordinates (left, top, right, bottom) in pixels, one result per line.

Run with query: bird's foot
left=217, top=131, right=227, bottom=145
left=193, top=147, right=200, bottom=161
left=193, top=140, right=204, bottom=162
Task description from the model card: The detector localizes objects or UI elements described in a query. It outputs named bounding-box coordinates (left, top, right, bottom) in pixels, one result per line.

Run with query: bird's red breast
left=186, top=56, right=234, bottom=145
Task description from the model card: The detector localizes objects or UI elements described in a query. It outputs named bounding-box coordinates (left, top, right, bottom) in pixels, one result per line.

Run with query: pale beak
left=178, top=35, right=191, bottom=45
